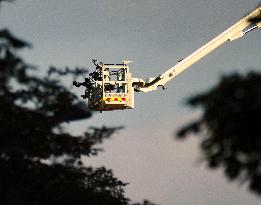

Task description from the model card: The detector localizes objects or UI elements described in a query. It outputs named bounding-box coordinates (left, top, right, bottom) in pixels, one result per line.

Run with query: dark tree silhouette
left=0, top=28, right=129, bottom=205
left=177, top=72, right=261, bottom=195
left=0, top=2, right=157, bottom=205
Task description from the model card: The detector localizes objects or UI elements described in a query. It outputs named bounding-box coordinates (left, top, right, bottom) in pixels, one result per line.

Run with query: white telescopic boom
left=137, top=7, right=261, bottom=92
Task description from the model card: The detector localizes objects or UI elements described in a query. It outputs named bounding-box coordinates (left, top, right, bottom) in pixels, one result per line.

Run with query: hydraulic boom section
left=137, top=6, right=261, bottom=92
left=74, top=7, right=261, bottom=111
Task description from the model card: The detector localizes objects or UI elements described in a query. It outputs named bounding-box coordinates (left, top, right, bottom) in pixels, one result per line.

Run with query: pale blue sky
left=1, top=1, right=261, bottom=204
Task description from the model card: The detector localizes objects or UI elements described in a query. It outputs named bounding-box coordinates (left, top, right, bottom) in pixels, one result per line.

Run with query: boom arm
left=136, top=7, right=261, bottom=92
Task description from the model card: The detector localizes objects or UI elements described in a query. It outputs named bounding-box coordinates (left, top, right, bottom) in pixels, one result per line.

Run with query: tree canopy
left=177, top=72, right=261, bottom=195
left=0, top=27, right=129, bottom=205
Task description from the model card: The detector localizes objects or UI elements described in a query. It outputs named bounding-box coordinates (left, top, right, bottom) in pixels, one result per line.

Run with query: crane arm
left=136, top=7, right=261, bottom=92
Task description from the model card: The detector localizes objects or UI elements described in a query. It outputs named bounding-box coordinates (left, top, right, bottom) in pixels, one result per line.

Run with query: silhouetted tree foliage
left=177, top=72, right=261, bottom=195
left=0, top=3, right=157, bottom=204
left=0, top=28, right=129, bottom=204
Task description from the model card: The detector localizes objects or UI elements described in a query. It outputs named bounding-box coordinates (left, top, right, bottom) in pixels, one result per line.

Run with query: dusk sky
left=1, top=1, right=261, bottom=204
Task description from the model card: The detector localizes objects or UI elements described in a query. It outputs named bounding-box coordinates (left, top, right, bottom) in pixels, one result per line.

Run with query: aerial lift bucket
left=78, top=62, right=135, bottom=111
